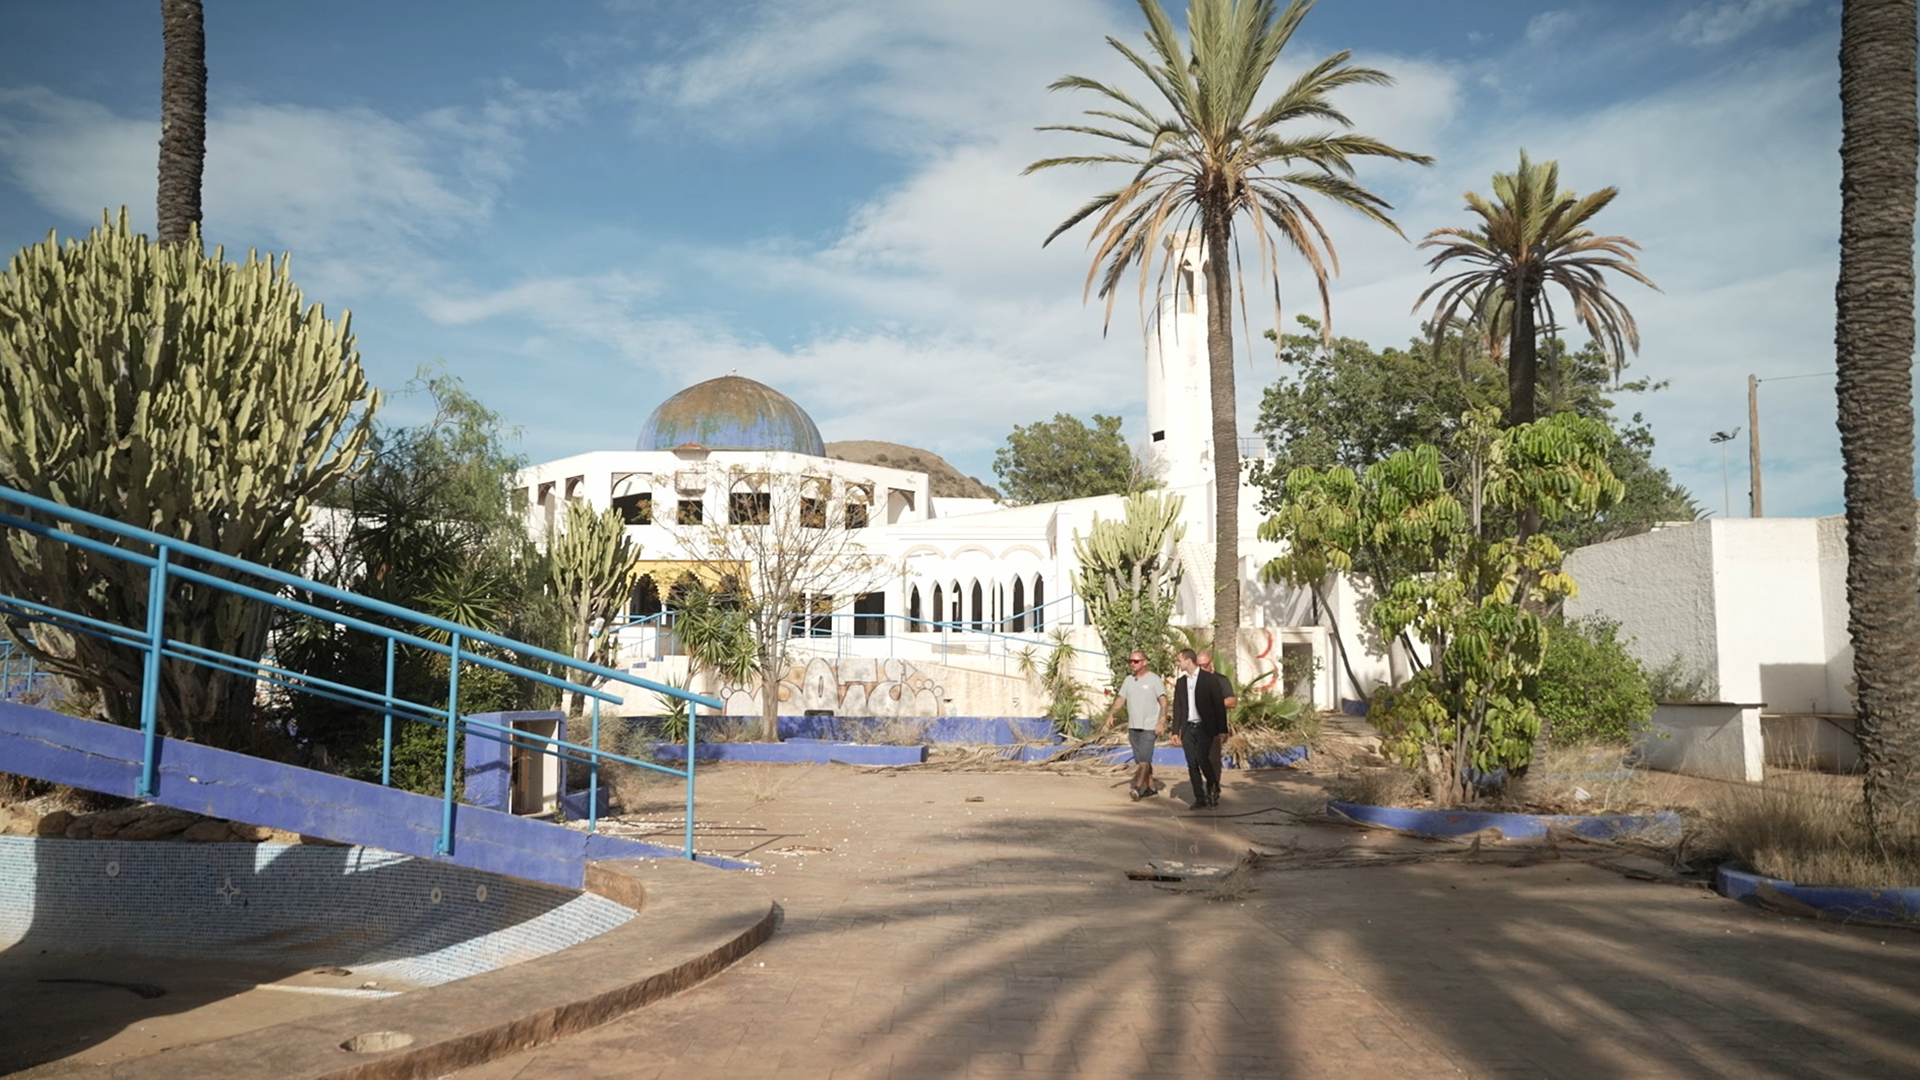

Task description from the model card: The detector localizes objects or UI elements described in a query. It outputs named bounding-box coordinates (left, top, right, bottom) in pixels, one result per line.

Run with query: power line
left=1758, top=370, right=1836, bottom=383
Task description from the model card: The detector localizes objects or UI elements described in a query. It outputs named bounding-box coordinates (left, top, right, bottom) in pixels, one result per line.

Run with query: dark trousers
left=1183, top=723, right=1221, bottom=801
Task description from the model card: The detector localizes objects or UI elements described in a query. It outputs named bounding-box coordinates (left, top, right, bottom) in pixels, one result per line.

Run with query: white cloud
left=1526, top=11, right=1581, bottom=46
left=1673, top=0, right=1815, bottom=46
left=0, top=83, right=575, bottom=285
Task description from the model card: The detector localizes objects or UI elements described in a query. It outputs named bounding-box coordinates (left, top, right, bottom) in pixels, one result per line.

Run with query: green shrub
left=1530, top=616, right=1654, bottom=745
left=1644, top=652, right=1715, bottom=702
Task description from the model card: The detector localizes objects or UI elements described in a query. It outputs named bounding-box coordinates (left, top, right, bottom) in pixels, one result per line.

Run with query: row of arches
left=906, top=575, right=1048, bottom=634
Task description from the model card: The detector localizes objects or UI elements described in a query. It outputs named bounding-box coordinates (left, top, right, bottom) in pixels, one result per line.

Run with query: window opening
left=845, top=502, right=868, bottom=529
left=677, top=498, right=704, bottom=525
left=1033, top=576, right=1045, bottom=631
left=1011, top=578, right=1025, bottom=633
left=612, top=492, right=653, bottom=525
left=799, top=496, right=828, bottom=529
left=731, top=491, right=772, bottom=525
left=853, top=592, right=885, bottom=637
left=629, top=575, right=662, bottom=618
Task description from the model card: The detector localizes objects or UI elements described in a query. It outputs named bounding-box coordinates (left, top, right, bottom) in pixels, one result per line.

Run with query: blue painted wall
left=0, top=701, right=744, bottom=887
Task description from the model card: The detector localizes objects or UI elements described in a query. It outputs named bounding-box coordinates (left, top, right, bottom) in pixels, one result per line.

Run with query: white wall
left=1567, top=517, right=1853, bottom=715
left=1564, top=522, right=1720, bottom=696
left=1712, top=519, right=1835, bottom=712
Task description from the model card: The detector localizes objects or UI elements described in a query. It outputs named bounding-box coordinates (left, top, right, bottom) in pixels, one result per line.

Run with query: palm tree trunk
left=157, top=0, right=206, bottom=247
left=1838, top=0, right=1920, bottom=843
left=1202, top=207, right=1241, bottom=661
left=1506, top=290, right=1538, bottom=426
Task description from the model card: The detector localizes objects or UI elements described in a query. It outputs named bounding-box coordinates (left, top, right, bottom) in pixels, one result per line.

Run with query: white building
left=513, top=234, right=1400, bottom=718
left=1564, top=516, right=1857, bottom=770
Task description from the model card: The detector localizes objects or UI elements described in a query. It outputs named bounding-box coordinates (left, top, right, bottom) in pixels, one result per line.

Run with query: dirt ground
left=6, top=756, right=1914, bottom=1079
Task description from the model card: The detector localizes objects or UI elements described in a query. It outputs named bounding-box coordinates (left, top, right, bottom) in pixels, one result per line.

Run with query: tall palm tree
left=158, top=0, right=206, bottom=246
left=1415, top=152, right=1656, bottom=427
left=1026, top=0, right=1431, bottom=649
left=1836, top=0, right=1920, bottom=843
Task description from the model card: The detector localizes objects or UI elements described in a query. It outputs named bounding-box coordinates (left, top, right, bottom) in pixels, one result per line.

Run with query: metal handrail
left=0, top=483, right=720, bottom=859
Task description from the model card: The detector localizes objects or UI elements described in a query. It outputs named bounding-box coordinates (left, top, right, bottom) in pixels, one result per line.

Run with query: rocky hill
left=824, top=440, right=999, bottom=500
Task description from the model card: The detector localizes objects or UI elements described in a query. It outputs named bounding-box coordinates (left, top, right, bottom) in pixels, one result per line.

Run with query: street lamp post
left=1710, top=428, right=1741, bottom=518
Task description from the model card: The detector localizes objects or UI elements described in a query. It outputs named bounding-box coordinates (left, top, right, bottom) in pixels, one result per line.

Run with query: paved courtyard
left=452, top=762, right=1920, bottom=1080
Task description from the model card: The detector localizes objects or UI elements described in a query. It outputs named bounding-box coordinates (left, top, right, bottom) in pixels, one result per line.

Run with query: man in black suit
left=1170, top=648, right=1235, bottom=809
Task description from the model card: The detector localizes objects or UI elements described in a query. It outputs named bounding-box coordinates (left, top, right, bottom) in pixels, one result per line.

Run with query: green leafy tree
left=1249, top=317, right=1695, bottom=546
left=1026, top=0, right=1432, bottom=649
left=1838, top=0, right=1920, bottom=845
left=993, top=413, right=1144, bottom=505
left=0, top=212, right=377, bottom=750
left=1262, top=409, right=1624, bottom=803
left=271, top=374, right=562, bottom=789
left=1073, top=491, right=1186, bottom=688
left=1529, top=616, right=1655, bottom=745
left=669, top=580, right=756, bottom=726
left=1415, top=151, right=1658, bottom=427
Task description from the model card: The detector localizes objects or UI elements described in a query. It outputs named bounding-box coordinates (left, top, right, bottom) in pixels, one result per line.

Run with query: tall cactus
left=1073, top=491, right=1186, bottom=686
left=0, top=210, right=378, bottom=748
left=548, top=500, right=644, bottom=714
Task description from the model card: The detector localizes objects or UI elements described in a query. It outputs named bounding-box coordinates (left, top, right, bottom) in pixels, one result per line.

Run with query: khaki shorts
left=1129, top=728, right=1157, bottom=763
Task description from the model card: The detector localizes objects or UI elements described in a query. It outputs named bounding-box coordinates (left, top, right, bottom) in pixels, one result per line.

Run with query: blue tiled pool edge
left=0, top=836, right=636, bottom=986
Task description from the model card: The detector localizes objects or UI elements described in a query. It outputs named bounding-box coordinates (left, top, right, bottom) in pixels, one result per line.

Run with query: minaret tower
left=1143, top=231, right=1214, bottom=490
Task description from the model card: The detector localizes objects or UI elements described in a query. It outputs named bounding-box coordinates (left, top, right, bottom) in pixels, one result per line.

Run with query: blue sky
left=0, top=0, right=1853, bottom=516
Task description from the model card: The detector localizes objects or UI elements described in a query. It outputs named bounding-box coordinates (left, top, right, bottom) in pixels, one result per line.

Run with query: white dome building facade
left=514, top=264, right=1404, bottom=719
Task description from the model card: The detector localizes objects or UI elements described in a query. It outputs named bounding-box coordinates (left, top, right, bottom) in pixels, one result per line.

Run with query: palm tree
left=1414, top=151, right=1657, bottom=427
left=158, top=0, right=206, bottom=246
left=1025, top=0, right=1431, bottom=650
left=1836, top=0, right=1920, bottom=843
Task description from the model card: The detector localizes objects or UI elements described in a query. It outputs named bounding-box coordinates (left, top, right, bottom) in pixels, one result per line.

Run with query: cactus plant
left=1073, top=491, right=1185, bottom=687
left=0, top=210, right=378, bottom=748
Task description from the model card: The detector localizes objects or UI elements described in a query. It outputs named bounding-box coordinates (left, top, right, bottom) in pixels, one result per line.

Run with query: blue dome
left=636, top=375, right=825, bottom=456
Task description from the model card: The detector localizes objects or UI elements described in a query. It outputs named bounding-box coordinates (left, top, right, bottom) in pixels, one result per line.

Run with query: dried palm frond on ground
left=1148, top=849, right=1269, bottom=901
left=887, top=736, right=1146, bottom=775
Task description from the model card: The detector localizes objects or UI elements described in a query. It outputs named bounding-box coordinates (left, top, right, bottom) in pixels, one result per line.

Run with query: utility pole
left=1747, top=374, right=1764, bottom=517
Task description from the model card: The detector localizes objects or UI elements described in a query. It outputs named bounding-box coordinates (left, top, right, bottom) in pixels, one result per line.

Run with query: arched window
left=909, top=585, right=923, bottom=631
left=629, top=574, right=661, bottom=618
left=932, top=584, right=943, bottom=629
left=950, top=580, right=963, bottom=624
left=1032, top=575, right=1045, bottom=632
left=1011, top=578, right=1026, bottom=633
left=969, top=581, right=984, bottom=631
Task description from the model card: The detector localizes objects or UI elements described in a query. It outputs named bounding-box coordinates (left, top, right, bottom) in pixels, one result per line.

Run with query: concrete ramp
left=0, top=700, right=704, bottom=888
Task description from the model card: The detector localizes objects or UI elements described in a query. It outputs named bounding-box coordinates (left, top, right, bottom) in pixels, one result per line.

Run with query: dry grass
left=874, top=718, right=931, bottom=746
left=1327, top=763, right=1428, bottom=808
left=1707, top=775, right=1920, bottom=889
left=1504, top=743, right=1650, bottom=815
left=699, top=718, right=759, bottom=743
left=742, top=763, right=811, bottom=804
left=1224, top=725, right=1314, bottom=767
left=603, top=761, right=677, bottom=815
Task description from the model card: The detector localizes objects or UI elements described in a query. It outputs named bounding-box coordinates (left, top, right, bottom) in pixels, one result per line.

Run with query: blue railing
left=0, top=637, right=50, bottom=703
left=0, top=483, right=720, bottom=859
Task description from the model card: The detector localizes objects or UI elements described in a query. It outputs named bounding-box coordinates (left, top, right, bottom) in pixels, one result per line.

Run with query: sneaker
left=1142, top=784, right=1159, bottom=798
left=1129, top=786, right=1143, bottom=801
left=1189, top=799, right=1210, bottom=812
left=1208, top=784, right=1221, bottom=803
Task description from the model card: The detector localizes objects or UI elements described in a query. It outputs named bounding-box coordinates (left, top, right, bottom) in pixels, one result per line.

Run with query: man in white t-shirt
left=1102, top=650, right=1168, bottom=801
